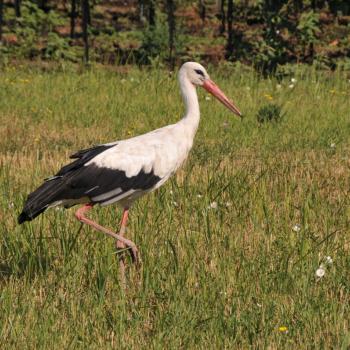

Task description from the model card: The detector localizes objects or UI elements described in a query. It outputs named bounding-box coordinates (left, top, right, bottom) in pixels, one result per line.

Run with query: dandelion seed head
left=316, top=267, right=325, bottom=278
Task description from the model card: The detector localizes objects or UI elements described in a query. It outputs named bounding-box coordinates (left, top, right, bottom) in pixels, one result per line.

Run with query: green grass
left=0, top=63, right=350, bottom=349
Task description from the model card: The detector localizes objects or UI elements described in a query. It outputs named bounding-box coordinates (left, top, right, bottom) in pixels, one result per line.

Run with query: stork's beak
left=202, top=79, right=242, bottom=118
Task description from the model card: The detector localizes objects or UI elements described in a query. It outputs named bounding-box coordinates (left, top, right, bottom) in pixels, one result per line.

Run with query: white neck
left=178, top=72, right=200, bottom=138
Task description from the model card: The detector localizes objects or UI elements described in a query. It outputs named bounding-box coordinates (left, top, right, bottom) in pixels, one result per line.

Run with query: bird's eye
left=195, top=69, right=205, bottom=77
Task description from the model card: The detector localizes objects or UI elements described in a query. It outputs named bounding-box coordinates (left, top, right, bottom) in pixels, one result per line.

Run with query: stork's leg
left=116, top=208, right=129, bottom=287
left=74, top=204, right=139, bottom=266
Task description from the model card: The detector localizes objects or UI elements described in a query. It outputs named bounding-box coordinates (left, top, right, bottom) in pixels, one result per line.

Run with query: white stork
left=18, top=62, right=242, bottom=281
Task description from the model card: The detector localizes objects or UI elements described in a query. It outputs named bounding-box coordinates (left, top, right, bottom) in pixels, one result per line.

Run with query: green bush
left=11, top=0, right=73, bottom=60
left=256, top=103, right=284, bottom=123
left=138, top=23, right=169, bottom=64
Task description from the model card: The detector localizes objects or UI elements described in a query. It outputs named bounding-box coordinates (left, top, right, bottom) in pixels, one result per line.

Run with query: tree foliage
left=0, top=0, right=349, bottom=73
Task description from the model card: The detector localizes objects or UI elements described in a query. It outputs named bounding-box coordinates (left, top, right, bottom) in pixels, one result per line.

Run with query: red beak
left=202, top=79, right=242, bottom=118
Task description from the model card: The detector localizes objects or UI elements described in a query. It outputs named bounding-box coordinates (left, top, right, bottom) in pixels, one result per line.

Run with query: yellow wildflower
left=264, top=93, right=273, bottom=101
left=278, top=326, right=288, bottom=333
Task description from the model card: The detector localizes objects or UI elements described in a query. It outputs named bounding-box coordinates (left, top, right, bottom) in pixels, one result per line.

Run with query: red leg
left=75, top=204, right=139, bottom=265
left=116, top=208, right=129, bottom=287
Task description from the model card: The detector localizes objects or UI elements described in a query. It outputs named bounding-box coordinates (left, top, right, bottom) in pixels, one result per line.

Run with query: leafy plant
left=7, top=1, right=80, bottom=61
left=44, top=33, right=78, bottom=61
left=297, top=10, right=320, bottom=58
left=256, top=103, right=284, bottom=123
left=138, top=23, right=169, bottom=64
left=253, top=10, right=290, bottom=76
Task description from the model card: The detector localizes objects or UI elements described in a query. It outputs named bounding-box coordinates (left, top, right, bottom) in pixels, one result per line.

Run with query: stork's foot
left=116, top=239, right=140, bottom=267
left=115, top=238, right=140, bottom=288
left=116, top=240, right=126, bottom=287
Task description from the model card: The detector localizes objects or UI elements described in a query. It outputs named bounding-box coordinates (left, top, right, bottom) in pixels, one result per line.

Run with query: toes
left=116, top=241, right=125, bottom=249
left=131, top=248, right=142, bottom=268
left=129, top=246, right=138, bottom=264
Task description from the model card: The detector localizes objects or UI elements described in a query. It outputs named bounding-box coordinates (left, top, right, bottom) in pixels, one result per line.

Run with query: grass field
left=0, top=63, right=350, bottom=349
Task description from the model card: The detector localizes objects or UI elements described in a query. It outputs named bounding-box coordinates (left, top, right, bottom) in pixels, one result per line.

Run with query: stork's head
left=179, top=61, right=242, bottom=118
left=181, top=62, right=210, bottom=86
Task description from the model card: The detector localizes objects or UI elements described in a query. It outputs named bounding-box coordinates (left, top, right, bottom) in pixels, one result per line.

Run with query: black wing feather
left=56, top=144, right=116, bottom=176
left=18, top=143, right=161, bottom=224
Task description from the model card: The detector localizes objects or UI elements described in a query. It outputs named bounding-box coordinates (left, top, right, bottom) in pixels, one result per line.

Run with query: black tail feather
left=17, top=177, right=65, bottom=224
left=18, top=206, right=47, bottom=224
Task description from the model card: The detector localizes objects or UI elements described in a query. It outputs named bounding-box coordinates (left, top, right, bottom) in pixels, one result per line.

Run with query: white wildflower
left=169, top=190, right=173, bottom=195
left=325, top=256, right=333, bottom=264
left=316, top=266, right=325, bottom=278
left=276, top=30, right=280, bottom=34
left=172, top=201, right=178, bottom=207
left=197, top=194, right=203, bottom=198
left=225, top=202, right=232, bottom=207
left=330, top=142, right=336, bottom=148
left=289, top=84, right=294, bottom=89
left=291, top=78, right=297, bottom=83
left=208, top=201, right=218, bottom=209
left=276, top=84, right=282, bottom=89
left=8, top=202, right=14, bottom=208
left=292, top=224, right=301, bottom=232
left=222, top=121, right=229, bottom=128
left=205, top=96, right=211, bottom=101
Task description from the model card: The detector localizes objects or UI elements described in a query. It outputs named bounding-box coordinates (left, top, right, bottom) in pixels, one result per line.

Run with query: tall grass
left=0, top=63, right=350, bottom=348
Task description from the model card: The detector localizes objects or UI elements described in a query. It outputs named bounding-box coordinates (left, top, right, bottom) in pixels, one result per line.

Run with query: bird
left=18, top=62, right=242, bottom=283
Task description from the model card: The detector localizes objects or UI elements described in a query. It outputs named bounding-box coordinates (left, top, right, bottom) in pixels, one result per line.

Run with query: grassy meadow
left=0, top=63, right=350, bottom=349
